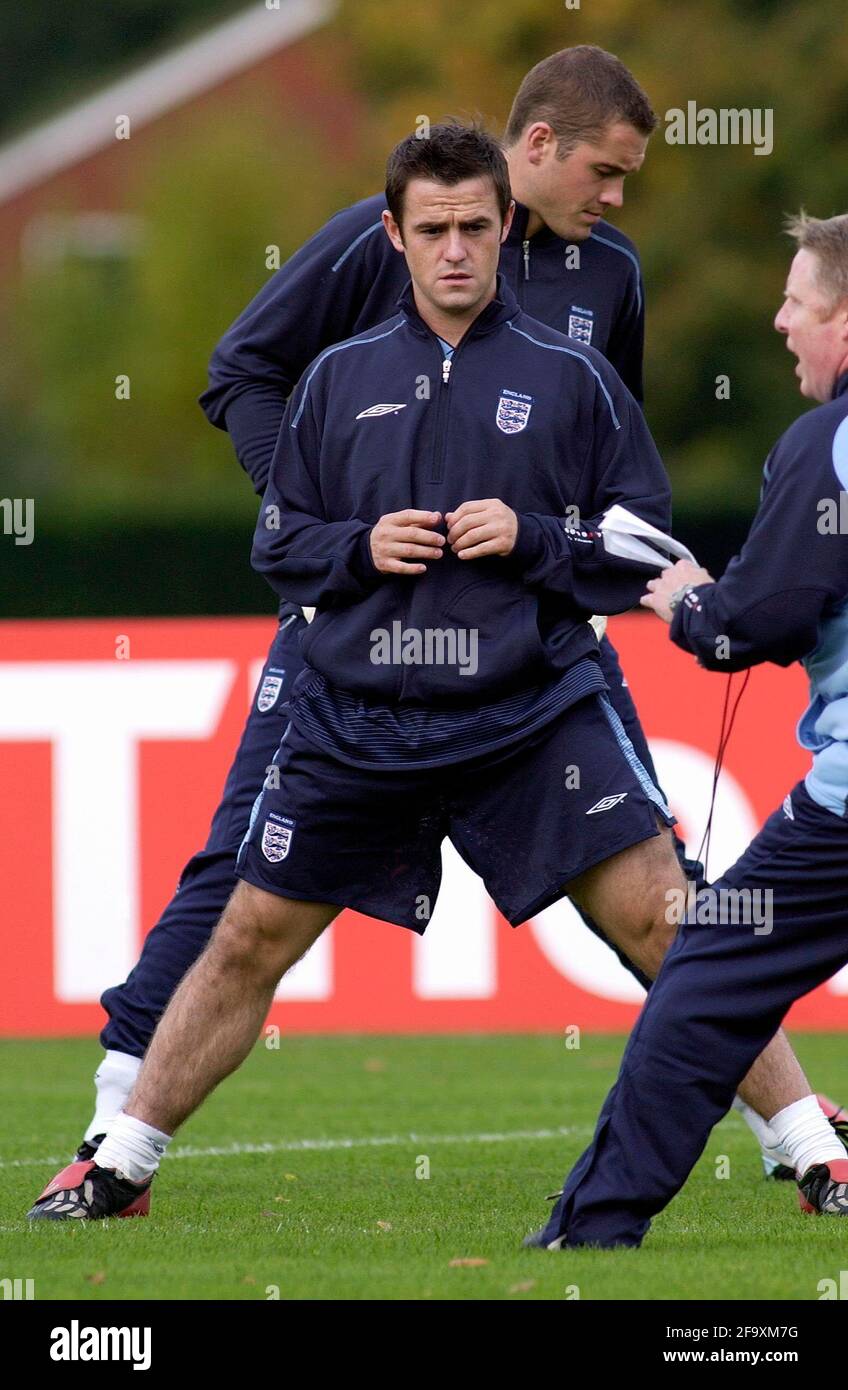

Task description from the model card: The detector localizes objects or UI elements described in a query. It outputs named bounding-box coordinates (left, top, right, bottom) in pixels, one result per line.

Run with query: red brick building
left=0, top=0, right=362, bottom=275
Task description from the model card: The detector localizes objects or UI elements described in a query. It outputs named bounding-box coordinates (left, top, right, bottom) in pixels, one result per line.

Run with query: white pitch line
left=0, top=1126, right=590, bottom=1171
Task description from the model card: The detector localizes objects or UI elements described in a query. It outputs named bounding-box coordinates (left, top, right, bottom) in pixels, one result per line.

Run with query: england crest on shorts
left=261, top=815, right=295, bottom=862
left=496, top=388, right=533, bottom=434
left=568, top=305, right=594, bottom=345
left=256, top=672, right=284, bottom=713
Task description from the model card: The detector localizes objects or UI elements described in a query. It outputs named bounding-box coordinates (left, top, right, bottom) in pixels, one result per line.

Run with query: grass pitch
left=1, top=1034, right=847, bottom=1301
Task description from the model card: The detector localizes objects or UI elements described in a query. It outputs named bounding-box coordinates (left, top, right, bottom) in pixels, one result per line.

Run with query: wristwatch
left=668, top=583, right=696, bottom=614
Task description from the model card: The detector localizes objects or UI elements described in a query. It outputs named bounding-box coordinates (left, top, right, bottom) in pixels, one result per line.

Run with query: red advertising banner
left=1, top=614, right=845, bottom=1036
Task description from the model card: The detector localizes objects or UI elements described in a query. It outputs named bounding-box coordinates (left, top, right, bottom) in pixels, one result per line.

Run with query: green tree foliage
left=337, top=0, right=848, bottom=516
left=8, top=0, right=848, bottom=527
left=13, top=93, right=360, bottom=518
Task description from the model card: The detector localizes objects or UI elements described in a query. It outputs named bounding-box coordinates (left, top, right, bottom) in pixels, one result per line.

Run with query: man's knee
left=570, top=824, right=685, bottom=973
left=209, top=882, right=334, bottom=978
left=619, top=894, right=677, bottom=970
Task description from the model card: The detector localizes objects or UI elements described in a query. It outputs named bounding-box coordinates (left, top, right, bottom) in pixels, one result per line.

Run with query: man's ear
left=501, top=199, right=516, bottom=245
left=524, top=121, right=555, bottom=167
left=382, top=208, right=405, bottom=253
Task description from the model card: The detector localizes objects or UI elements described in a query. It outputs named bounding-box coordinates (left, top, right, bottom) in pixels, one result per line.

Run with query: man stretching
left=28, top=133, right=844, bottom=1223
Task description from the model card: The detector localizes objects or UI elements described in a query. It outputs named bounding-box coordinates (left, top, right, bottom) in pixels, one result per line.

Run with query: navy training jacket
left=671, top=371, right=848, bottom=817
left=251, top=277, right=670, bottom=706
left=200, top=195, right=645, bottom=496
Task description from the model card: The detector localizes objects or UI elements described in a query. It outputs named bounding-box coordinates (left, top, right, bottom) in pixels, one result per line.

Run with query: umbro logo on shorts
left=586, top=793, right=629, bottom=815
left=355, top=403, right=407, bottom=419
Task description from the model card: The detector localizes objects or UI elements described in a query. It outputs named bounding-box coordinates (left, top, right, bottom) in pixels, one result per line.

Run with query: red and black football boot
left=27, top=1159, right=152, bottom=1221
left=798, top=1159, right=848, bottom=1215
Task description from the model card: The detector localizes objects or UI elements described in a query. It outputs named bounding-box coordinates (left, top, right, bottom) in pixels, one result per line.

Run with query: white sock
left=84, top=1051, right=143, bottom=1143
left=93, top=1112, right=172, bottom=1183
left=731, top=1096, right=794, bottom=1172
left=768, top=1095, right=845, bottom=1178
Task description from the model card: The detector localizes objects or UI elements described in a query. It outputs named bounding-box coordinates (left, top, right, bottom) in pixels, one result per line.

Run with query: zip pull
left=442, top=356, right=452, bottom=385
left=522, top=239, right=530, bottom=280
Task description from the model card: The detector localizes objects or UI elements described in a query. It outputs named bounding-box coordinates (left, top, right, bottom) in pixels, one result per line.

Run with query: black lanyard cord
left=693, top=668, right=752, bottom=881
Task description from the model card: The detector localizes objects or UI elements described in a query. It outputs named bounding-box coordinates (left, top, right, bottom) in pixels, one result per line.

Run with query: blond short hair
left=785, top=211, right=848, bottom=312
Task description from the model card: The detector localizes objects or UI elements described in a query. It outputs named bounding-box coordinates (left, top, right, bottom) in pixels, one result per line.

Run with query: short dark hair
left=385, top=122, right=511, bottom=229
left=504, top=45, right=657, bottom=154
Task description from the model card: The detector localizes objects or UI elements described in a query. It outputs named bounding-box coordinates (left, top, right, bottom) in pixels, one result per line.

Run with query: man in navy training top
left=526, top=211, right=848, bottom=1250
left=27, top=136, right=846, bottom=1221
left=33, top=48, right=842, bottom=1204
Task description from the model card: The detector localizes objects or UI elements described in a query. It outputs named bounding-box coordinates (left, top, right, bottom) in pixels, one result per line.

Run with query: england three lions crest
left=568, top=305, right=595, bottom=345
left=496, top=388, right=533, bottom=434
left=261, top=816, right=295, bottom=863
left=256, top=673, right=283, bottom=713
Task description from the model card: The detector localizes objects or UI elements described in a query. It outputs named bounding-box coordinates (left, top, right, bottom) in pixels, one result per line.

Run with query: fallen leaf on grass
left=376, top=1221, right=392, bottom=1231
left=84, top=1271, right=106, bottom=1285
left=448, top=1257, right=489, bottom=1268
left=509, top=1280, right=536, bottom=1293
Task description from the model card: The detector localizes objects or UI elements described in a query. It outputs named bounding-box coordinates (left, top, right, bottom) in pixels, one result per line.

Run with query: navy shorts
left=235, top=691, right=675, bottom=931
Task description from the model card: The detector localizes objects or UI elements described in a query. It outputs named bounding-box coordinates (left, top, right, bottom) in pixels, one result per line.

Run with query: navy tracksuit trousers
left=541, top=780, right=848, bottom=1249
left=99, top=607, right=304, bottom=1053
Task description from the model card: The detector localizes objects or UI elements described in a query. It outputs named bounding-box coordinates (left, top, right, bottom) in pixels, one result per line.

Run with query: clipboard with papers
left=598, top=504, right=697, bottom=571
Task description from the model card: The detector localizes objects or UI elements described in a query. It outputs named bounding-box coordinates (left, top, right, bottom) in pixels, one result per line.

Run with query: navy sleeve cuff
left=347, top=528, right=381, bottom=589
left=220, top=388, right=287, bottom=496
left=669, top=602, right=689, bottom=651
left=669, top=584, right=715, bottom=661
left=511, top=512, right=545, bottom=570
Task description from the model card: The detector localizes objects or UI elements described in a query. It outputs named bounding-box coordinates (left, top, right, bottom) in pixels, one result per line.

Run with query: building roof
left=0, top=0, right=338, bottom=204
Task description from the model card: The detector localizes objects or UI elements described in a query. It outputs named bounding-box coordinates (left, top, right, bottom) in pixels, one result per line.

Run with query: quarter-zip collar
left=833, top=370, right=848, bottom=400
left=505, top=200, right=531, bottom=245
left=396, top=273, right=521, bottom=343
left=504, top=199, right=561, bottom=250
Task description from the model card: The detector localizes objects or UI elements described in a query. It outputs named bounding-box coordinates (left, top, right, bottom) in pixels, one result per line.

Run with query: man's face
left=382, top=176, right=514, bottom=319
left=774, top=249, right=848, bottom=402
left=523, top=119, right=648, bottom=241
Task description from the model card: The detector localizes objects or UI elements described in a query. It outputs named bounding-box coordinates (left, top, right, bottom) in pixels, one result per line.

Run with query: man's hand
left=369, top=509, right=445, bottom=575
left=445, top=499, right=518, bottom=560
left=640, top=558, right=714, bottom=623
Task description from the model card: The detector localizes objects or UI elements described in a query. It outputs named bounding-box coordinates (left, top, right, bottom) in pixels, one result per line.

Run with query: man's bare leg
left=565, top=820, right=681, bottom=981
left=735, top=1035, right=810, bottom=1115
left=41, top=827, right=838, bottom=1216
left=566, top=822, right=829, bottom=1157
left=26, top=882, right=339, bottom=1214
left=122, top=884, right=335, bottom=1135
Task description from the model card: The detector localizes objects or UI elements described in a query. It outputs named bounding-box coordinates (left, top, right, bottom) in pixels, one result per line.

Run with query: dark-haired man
left=61, top=46, right=666, bottom=1151
left=29, top=124, right=682, bottom=1218
left=29, top=139, right=845, bottom=1221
